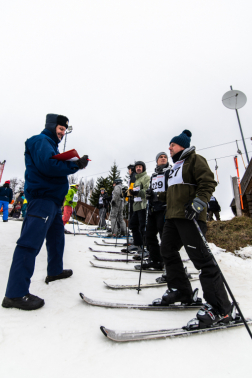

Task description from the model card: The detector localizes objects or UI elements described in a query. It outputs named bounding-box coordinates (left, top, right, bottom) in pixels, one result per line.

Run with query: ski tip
left=100, top=326, right=108, bottom=337
left=88, top=247, right=93, bottom=251
left=89, top=261, right=94, bottom=266
left=93, top=255, right=98, bottom=259
left=79, top=293, right=84, bottom=299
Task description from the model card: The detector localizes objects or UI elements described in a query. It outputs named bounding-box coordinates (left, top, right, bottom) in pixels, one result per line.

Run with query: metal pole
left=232, top=177, right=242, bottom=216
left=193, top=218, right=252, bottom=340
left=230, top=86, right=250, bottom=165
left=63, top=133, right=67, bottom=152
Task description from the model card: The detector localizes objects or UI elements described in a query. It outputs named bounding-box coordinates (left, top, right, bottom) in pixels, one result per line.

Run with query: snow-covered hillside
left=0, top=220, right=251, bottom=378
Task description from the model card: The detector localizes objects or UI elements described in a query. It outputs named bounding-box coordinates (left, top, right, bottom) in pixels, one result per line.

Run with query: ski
left=64, top=231, right=88, bottom=235
left=89, top=261, right=164, bottom=273
left=89, top=261, right=198, bottom=274
left=100, top=317, right=252, bottom=342
left=102, top=239, right=130, bottom=245
left=79, top=293, right=203, bottom=310
left=94, top=241, right=127, bottom=247
left=88, top=247, right=130, bottom=255
left=93, top=255, right=136, bottom=263
left=87, top=234, right=127, bottom=239
left=103, top=277, right=199, bottom=289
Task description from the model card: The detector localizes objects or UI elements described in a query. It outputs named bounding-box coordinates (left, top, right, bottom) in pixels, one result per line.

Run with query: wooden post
left=232, top=176, right=242, bottom=216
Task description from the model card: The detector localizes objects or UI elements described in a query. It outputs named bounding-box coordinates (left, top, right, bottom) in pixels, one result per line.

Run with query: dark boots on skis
left=152, top=288, right=201, bottom=306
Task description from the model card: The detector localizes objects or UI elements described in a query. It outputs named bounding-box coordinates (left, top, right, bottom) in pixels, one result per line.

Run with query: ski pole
left=193, top=218, right=252, bottom=340
left=72, top=208, right=75, bottom=236
left=86, top=206, right=97, bottom=229
left=136, top=200, right=149, bottom=294
left=73, top=209, right=80, bottom=232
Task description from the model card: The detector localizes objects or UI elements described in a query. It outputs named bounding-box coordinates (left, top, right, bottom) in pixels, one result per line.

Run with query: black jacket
left=149, top=165, right=170, bottom=212
left=208, top=196, right=221, bottom=212
left=0, top=184, right=13, bottom=203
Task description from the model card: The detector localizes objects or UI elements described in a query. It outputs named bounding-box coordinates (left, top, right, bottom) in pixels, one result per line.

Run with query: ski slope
left=0, top=220, right=251, bottom=378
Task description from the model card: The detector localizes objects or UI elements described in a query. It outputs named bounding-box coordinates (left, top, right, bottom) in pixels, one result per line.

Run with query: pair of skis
left=79, top=293, right=252, bottom=342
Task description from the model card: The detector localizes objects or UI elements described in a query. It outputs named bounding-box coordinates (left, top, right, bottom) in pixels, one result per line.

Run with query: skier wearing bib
left=154, top=130, right=232, bottom=329
left=135, top=152, right=170, bottom=270
left=110, top=179, right=126, bottom=237
left=2, top=113, right=89, bottom=311
left=62, top=184, right=79, bottom=227
left=129, top=161, right=150, bottom=256
left=97, top=188, right=110, bottom=229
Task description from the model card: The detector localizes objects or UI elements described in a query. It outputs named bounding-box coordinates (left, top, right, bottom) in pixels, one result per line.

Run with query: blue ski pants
left=5, top=199, right=65, bottom=298
left=0, top=200, right=9, bottom=221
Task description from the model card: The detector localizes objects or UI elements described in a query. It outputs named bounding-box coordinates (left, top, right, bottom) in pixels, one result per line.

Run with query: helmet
left=134, top=161, right=146, bottom=172
left=113, top=179, right=122, bottom=185
left=100, top=187, right=106, bottom=191
left=127, top=164, right=135, bottom=172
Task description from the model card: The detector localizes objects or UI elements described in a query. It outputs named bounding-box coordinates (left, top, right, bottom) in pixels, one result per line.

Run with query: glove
left=75, top=155, right=89, bottom=169
left=129, top=189, right=139, bottom=197
left=185, top=198, right=206, bottom=220
left=145, top=188, right=153, bottom=200
left=112, top=200, right=116, bottom=206
left=69, top=201, right=73, bottom=204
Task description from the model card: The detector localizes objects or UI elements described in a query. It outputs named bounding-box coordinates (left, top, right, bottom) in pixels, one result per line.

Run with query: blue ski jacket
left=24, top=114, right=79, bottom=206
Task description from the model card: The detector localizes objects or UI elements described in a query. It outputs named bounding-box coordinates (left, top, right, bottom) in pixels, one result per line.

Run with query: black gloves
left=185, top=198, right=206, bottom=220
left=145, top=188, right=159, bottom=202
left=129, top=189, right=139, bottom=197
left=111, top=200, right=116, bottom=206
left=69, top=200, right=73, bottom=204
left=75, top=155, right=89, bottom=169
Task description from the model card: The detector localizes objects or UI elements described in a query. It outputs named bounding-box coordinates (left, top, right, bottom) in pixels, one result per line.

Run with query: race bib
left=152, top=174, right=165, bottom=192
left=73, top=194, right=78, bottom=202
left=99, top=196, right=103, bottom=205
left=133, top=186, right=142, bottom=202
left=168, top=160, right=185, bottom=187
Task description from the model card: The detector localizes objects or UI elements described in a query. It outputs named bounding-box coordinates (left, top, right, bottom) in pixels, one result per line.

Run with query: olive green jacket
left=132, top=171, right=150, bottom=211
left=157, top=147, right=217, bottom=222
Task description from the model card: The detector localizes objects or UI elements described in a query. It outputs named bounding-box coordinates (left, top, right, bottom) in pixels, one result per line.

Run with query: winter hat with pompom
left=169, top=130, right=192, bottom=149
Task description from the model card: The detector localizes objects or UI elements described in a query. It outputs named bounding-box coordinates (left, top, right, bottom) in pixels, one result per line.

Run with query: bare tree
left=68, top=173, right=79, bottom=185
left=18, top=179, right=25, bottom=191
left=89, top=178, right=94, bottom=204
left=9, top=177, right=19, bottom=194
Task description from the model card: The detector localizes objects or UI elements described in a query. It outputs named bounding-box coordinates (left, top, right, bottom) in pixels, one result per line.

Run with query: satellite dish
left=222, top=90, right=247, bottom=109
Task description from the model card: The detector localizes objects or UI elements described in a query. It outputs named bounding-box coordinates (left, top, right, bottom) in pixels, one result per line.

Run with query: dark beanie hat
left=170, top=130, right=192, bottom=148
left=57, top=115, right=69, bottom=129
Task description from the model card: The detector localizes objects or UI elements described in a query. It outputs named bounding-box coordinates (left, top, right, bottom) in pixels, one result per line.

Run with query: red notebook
left=51, top=149, right=80, bottom=162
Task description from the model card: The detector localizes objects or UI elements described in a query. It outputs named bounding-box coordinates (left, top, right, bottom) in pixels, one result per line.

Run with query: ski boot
left=132, top=246, right=149, bottom=260
left=134, top=259, right=164, bottom=271
left=155, top=274, right=167, bottom=284
left=152, top=288, right=201, bottom=306
left=185, top=303, right=237, bottom=330
left=45, top=269, right=73, bottom=284
left=64, top=229, right=72, bottom=234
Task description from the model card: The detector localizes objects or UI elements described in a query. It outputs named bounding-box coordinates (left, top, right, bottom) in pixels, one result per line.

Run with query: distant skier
left=0, top=180, right=13, bottom=222
left=97, top=188, right=110, bottom=229
left=153, top=130, right=232, bottom=329
left=2, top=113, right=89, bottom=311
left=62, top=183, right=79, bottom=229
left=207, top=195, right=221, bottom=221
left=109, top=179, right=126, bottom=237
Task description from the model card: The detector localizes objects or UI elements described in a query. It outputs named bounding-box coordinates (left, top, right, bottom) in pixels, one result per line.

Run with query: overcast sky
left=1, top=0, right=252, bottom=219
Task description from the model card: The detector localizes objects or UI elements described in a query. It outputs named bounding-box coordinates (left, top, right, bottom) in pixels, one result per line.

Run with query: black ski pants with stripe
left=146, top=210, right=165, bottom=263
left=161, top=218, right=231, bottom=315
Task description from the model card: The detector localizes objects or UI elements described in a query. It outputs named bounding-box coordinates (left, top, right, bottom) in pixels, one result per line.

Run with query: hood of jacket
left=43, top=113, right=62, bottom=145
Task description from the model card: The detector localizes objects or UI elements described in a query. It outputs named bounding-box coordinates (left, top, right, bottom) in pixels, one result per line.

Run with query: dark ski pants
left=129, top=209, right=146, bottom=246
left=146, top=210, right=165, bottom=263
left=161, top=218, right=231, bottom=315
left=99, top=208, right=106, bottom=228
left=5, top=199, right=65, bottom=298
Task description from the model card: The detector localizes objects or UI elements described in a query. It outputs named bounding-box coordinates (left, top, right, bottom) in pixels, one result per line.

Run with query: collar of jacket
left=180, top=146, right=196, bottom=160
left=41, top=128, right=60, bottom=146
left=135, top=171, right=147, bottom=179
left=155, top=162, right=170, bottom=173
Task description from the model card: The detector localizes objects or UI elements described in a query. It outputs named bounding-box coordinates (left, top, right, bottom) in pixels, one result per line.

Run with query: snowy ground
left=0, top=219, right=251, bottom=378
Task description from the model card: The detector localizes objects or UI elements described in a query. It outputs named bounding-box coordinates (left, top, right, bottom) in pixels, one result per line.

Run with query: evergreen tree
left=107, top=161, right=121, bottom=195
left=89, top=176, right=109, bottom=207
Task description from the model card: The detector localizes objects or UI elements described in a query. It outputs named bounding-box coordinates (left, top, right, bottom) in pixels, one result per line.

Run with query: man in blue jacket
left=2, top=114, right=89, bottom=311
left=0, top=180, right=13, bottom=221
